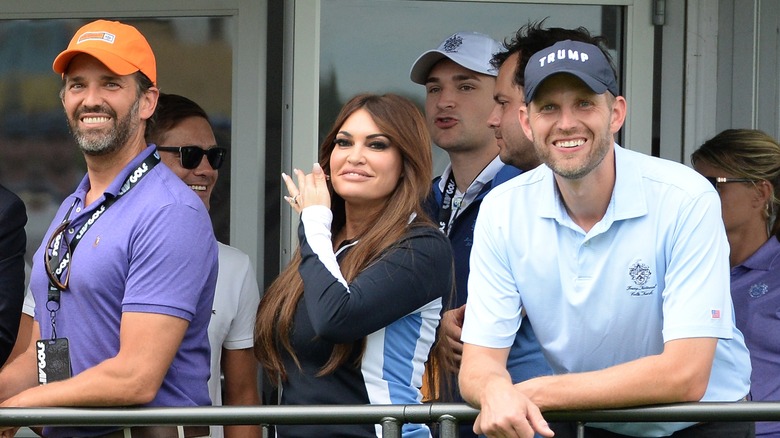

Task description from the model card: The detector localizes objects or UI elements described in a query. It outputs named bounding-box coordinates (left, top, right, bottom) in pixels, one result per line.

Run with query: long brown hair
left=255, top=93, right=434, bottom=382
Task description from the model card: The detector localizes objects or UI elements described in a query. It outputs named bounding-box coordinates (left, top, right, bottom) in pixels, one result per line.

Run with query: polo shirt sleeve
left=660, top=189, right=734, bottom=341
left=122, top=202, right=218, bottom=321
left=22, top=287, right=35, bottom=317
left=461, top=195, right=523, bottom=349
left=223, top=253, right=260, bottom=350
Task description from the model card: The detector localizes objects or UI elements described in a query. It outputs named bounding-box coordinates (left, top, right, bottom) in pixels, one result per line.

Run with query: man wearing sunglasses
left=0, top=20, right=217, bottom=438
left=147, top=93, right=262, bottom=438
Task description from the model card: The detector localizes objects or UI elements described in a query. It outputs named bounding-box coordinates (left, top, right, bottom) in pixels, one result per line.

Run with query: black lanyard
left=437, top=171, right=458, bottom=236
left=437, top=159, right=496, bottom=236
left=46, top=152, right=159, bottom=338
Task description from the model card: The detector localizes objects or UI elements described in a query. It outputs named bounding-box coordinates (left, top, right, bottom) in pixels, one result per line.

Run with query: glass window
left=317, top=0, right=623, bottom=173
left=0, top=17, right=233, bottom=266
left=282, top=0, right=653, bottom=266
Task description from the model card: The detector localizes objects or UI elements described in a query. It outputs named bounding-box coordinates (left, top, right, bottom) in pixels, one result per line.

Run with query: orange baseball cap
left=52, top=19, right=157, bottom=85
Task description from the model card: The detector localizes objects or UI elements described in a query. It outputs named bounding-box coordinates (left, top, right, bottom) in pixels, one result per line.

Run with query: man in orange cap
left=0, top=20, right=218, bottom=438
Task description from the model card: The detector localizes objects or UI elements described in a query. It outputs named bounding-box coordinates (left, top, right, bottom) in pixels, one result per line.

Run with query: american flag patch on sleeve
left=711, top=309, right=721, bottom=319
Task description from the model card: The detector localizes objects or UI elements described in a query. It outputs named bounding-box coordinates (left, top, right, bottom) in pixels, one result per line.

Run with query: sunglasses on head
left=703, top=176, right=757, bottom=189
left=157, top=145, right=227, bottom=170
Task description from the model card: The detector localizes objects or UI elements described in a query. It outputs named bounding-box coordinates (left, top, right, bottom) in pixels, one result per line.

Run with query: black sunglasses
left=157, top=145, right=227, bottom=170
left=704, top=176, right=757, bottom=189
left=44, top=220, right=72, bottom=291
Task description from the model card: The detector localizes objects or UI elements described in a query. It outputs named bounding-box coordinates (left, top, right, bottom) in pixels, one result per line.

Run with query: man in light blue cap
left=459, top=39, right=753, bottom=438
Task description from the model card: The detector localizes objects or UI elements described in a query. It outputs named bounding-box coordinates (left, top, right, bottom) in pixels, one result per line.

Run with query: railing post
left=577, top=421, right=585, bottom=438
left=261, top=424, right=270, bottom=438
left=438, top=414, right=459, bottom=438
left=381, top=416, right=401, bottom=438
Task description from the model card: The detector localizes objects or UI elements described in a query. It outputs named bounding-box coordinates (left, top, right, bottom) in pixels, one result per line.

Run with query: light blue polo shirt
left=462, top=144, right=751, bottom=436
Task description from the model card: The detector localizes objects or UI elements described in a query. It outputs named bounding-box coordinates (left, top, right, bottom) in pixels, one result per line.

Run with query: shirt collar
left=72, top=144, right=158, bottom=206
left=738, top=236, right=780, bottom=271
left=537, top=144, right=648, bottom=228
left=437, top=155, right=504, bottom=195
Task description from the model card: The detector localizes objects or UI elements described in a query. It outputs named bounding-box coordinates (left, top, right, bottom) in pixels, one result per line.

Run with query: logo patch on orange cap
left=77, top=31, right=116, bottom=45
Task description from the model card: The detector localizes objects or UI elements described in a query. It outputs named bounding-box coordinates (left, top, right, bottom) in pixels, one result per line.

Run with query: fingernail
left=281, top=172, right=287, bottom=179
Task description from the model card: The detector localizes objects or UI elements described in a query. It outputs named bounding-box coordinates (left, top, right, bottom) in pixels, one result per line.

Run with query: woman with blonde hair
left=692, top=128, right=780, bottom=438
left=255, top=93, right=453, bottom=438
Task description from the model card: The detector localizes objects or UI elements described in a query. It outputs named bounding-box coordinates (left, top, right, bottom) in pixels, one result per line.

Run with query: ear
left=609, top=95, right=627, bottom=134
left=754, top=180, right=773, bottom=207
left=139, top=86, right=160, bottom=121
left=518, top=102, right=534, bottom=142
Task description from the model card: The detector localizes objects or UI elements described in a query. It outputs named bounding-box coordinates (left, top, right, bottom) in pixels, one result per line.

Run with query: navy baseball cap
left=410, top=31, right=502, bottom=85
left=524, top=40, right=618, bottom=103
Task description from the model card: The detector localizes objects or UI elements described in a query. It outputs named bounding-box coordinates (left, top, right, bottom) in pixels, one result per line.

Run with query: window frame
left=284, top=0, right=655, bottom=260
left=1, top=0, right=268, bottom=281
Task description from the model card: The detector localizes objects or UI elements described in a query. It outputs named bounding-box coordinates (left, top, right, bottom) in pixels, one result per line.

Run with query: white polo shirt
left=209, top=242, right=261, bottom=438
left=462, top=145, right=751, bottom=436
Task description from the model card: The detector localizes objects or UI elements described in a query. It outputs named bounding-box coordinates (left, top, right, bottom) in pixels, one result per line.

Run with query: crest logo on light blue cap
left=442, top=34, right=463, bottom=53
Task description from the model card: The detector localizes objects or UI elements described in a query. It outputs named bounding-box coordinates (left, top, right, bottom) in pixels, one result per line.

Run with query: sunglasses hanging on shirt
left=157, top=145, right=227, bottom=170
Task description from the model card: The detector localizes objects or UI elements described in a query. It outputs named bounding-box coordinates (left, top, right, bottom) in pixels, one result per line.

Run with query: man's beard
left=69, top=98, right=140, bottom=156
left=538, top=133, right=611, bottom=180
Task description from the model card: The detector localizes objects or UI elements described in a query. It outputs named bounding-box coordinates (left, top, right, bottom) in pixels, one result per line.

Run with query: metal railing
left=1, top=402, right=780, bottom=437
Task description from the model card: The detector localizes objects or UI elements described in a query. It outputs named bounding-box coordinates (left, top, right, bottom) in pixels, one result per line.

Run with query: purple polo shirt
left=31, top=145, right=218, bottom=438
left=731, top=236, right=780, bottom=437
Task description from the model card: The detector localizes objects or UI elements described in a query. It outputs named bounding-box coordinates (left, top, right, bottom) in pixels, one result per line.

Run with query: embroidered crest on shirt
left=749, top=282, right=769, bottom=298
left=627, top=260, right=656, bottom=296
left=443, top=35, right=463, bottom=52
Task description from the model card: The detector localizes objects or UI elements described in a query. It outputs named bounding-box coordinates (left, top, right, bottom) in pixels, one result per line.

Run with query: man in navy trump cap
left=458, top=38, right=753, bottom=438
left=522, top=39, right=618, bottom=102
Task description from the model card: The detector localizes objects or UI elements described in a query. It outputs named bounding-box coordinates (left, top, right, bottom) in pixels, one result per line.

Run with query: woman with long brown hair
left=255, top=93, right=453, bottom=438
